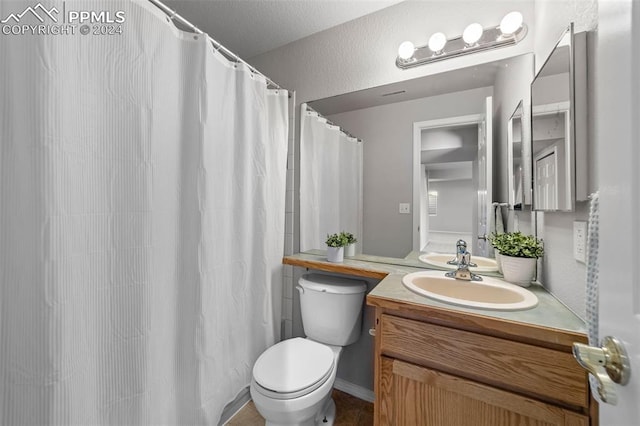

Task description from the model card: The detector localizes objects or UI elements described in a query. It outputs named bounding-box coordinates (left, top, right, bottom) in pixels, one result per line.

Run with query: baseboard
left=333, top=378, right=375, bottom=403
left=219, top=386, right=252, bottom=426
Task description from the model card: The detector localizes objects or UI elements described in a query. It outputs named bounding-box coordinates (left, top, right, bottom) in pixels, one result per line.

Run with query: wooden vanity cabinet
left=370, top=305, right=597, bottom=426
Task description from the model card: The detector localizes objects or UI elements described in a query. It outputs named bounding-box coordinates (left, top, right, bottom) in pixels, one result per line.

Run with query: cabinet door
left=378, top=357, right=589, bottom=426
left=379, top=314, right=588, bottom=409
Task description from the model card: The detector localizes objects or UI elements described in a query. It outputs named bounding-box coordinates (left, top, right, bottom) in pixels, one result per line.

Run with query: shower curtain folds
left=299, top=104, right=363, bottom=253
left=0, top=1, right=288, bottom=424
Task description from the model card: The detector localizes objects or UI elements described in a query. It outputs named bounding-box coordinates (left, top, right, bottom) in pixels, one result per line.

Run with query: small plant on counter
left=340, top=231, right=357, bottom=245
left=489, top=232, right=543, bottom=287
left=489, top=232, right=544, bottom=258
left=340, top=231, right=358, bottom=257
left=325, top=233, right=348, bottom=248
left=325, top=233, right=348, bottom=263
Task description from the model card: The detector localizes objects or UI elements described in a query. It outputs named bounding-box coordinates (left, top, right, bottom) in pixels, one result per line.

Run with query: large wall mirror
left=531, top=24, right=587, bottom=211
left=304, top=53, right=534, bottom=264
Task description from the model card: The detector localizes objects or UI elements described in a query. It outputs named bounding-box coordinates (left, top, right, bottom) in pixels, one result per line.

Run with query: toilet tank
left=297, top=273, right=367, bottom=346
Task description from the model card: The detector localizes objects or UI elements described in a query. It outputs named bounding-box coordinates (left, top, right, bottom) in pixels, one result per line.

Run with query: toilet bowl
left=250, top=338, right=341, bottom=426
left=249, top=274, right=367, bottom=426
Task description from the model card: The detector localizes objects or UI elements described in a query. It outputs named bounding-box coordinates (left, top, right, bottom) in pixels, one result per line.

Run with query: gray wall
left=493, top=54, right=535, bottom=207
left=532, top=0, right=597, bottom=320
left=291, top=267, right=379, bottom=394
left=492, top=53, right=536, bottom=239
left=328, top=87, right=492, bottom=258
left=428, top=180, right=474, bottom=233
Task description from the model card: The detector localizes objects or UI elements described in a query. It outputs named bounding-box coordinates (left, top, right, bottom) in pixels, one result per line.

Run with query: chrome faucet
left=445, top=247, right=482, bottom=281
left=447, top=239, right=477, bottom=267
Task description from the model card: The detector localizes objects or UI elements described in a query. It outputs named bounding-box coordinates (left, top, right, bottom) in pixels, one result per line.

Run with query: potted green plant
left=340, top=231, right=358, bottom=257
left=325, top=233, right=348, bottom=263
left=489, top=232, right=544, bottom=287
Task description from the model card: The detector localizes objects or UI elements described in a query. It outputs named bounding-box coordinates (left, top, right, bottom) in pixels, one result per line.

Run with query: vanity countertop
left=283, top=251, right=587, bottom=349
left=283, top=250, right=430, bottom=279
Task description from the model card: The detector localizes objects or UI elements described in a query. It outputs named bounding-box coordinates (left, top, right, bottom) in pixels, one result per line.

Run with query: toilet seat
left=253, top=338, right=335, bottom=400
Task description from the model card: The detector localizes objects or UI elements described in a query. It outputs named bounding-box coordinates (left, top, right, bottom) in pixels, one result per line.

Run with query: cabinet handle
left=368, top=328, right=376, bottom=336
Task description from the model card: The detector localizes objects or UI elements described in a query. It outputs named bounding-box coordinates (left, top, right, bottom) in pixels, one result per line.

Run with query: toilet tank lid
left=299, top=274, right=367, bottom=294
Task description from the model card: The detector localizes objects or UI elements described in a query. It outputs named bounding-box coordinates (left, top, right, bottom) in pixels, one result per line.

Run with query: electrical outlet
left=573, top=221, right=587, bottom=263
left=399, top=203, right=411, bottom=214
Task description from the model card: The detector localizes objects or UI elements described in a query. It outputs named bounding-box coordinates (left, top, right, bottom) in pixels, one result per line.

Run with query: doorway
left=412, top=103, right=492, bottom=257
left=420, top=126, right=477, bottom=253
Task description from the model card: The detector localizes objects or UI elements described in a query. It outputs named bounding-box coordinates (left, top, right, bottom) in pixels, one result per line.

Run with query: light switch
left=399, top=203, right=411, bottom=214
left=573, top=221, right=587, bottom=263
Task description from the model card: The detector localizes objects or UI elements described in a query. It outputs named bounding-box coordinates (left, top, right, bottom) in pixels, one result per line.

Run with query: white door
left=534, top=149, right=558, bottom=210
left=475, top=96, right=492, bottom=257
left=588, top=0, right=639, bottom=422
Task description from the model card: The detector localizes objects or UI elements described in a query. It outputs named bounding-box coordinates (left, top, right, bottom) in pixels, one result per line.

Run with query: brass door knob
left=572, top=336, right=631, bottom=405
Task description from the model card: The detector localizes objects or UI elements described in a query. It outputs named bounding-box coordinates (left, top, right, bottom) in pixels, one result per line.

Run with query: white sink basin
left=418, top=252, right=499, bottom=273
left=402, top=270, right=538, bottom=311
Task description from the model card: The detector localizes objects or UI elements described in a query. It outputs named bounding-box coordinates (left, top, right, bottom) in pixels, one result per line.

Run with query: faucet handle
left=458, top=240, right=479, bottom=267
left=448, top=240, right=469, bottom=265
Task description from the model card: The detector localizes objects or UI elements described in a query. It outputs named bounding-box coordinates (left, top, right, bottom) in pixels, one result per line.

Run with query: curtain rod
left=303, top=104, right=363, bottom=143
left=147, top=0, right=285, bottom=92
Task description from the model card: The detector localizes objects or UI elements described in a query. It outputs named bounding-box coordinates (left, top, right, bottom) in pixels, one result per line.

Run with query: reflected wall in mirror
left=305, top=53, right=534, bottom=262
left=508, top=101, right=525, bottom=211
left=531, top=24, right=588, bottom=211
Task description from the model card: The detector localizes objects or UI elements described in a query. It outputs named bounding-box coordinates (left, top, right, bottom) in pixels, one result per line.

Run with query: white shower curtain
left=299, top=105, right=363, bottom=252
left=0, top=1, right=288, bottom=424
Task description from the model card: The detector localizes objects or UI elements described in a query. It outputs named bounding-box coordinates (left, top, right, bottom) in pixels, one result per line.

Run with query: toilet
left=250, top=273, right=367, bottom=426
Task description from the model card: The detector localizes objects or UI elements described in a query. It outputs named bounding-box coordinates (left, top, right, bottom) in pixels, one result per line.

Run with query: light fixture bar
left=396, top=23, right=527, bottom=70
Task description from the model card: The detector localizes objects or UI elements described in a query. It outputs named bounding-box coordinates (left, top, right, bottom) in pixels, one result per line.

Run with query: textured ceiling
left=309, top=57, right=513, bottom=115
left=161, top=0, right=404, bottom=59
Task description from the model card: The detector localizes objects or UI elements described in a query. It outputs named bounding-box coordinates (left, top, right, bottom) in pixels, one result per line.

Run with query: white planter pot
left=495, top=252, right=503, bottom=274
left=344, top=243, right=356, bottom=257
left=326, top=246, right=344, bottom=263
left=500, top=255, right=536, bottom=287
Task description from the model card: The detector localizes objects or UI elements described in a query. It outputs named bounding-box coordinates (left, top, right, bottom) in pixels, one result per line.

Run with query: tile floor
left=225, top=389, right=373, bottom=425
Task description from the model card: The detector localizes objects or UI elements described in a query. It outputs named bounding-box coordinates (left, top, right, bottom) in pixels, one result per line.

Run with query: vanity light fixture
left=397, top=41, right=416, bottom=60
left=428, top=32, right=447, bottom=54
left=396, top=11, right=527, bottom=69
left=462, top=23, right=483, bottom=46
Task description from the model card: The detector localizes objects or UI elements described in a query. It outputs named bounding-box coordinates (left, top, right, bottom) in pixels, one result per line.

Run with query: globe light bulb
left=398, top=41, right=415, bottom=60
left=462, top=23, right=483, bottom=45
left=500, top=11, right=523, bottom=35
left=428, top=32, right=447, bottom=53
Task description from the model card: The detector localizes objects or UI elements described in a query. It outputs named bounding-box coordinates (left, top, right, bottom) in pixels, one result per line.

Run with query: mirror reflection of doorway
left=532, top=108, right=568, bottom=210
left=419, top=124, right=478, bottom=253
left=413, top=98, right=493, bottom=257
left=531, top=105, right=570, bottom=210
left=534, top=147, right=559, bottom=210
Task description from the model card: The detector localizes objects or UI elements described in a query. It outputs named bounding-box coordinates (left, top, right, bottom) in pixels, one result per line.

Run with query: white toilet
left=250, top=273, right=367, bottom=426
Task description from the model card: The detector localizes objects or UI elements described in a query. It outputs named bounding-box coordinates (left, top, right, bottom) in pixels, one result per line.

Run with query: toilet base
left=316, top=398, right=336, bottom=426
left=264, top=397, right=336, bottom=426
